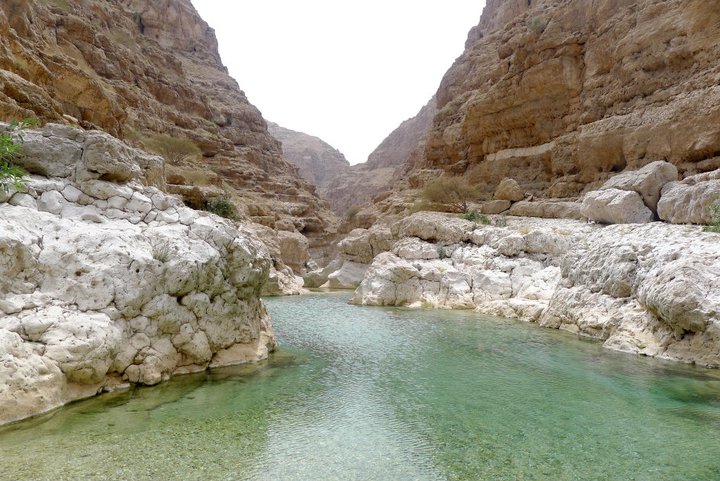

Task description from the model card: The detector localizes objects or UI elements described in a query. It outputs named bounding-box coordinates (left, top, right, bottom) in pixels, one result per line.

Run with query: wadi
left=1, top=1, right=719, bottom=480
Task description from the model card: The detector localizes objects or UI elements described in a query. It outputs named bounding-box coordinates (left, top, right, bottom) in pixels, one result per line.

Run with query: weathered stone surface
left=494, top=178, right=524, bottom=202
left=353, top=217, right=584, bottom=310
left=277, top=230, right=310, bottom=275
left=324, top=261, right=369, bottom=289
left=658, top=174, right=720, bottom=225
left=476, top=200, right=512, bottom=215
left=0, top=0, right=338, bottom=258
left=383, top=0, right=720, bottom=203
left=508, top=200, right=584, bottom=220
left=303, top=259, right=342, bottom=288
left=0, top=128, right=276, bottom=425
left=352, top=212, right=720, bottom=367
left=337, top=226, right=394, bottom=264
left=600, top=161, right=678, bottom=212
left=241, top=222, right=308, bottom=295
left=391, top=212, right=475, bottom=244
left=582, top=189, right=655, bottom=224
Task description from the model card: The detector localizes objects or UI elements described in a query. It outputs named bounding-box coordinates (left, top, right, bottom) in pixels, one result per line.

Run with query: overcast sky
left=191, top=1, right=487, bottom=165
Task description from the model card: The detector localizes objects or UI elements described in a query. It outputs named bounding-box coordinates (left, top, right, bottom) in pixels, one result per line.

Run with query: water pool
left=1, top=293, right=719, bottom=480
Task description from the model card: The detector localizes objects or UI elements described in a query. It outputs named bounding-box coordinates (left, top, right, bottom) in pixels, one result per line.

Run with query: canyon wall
left=411, top=0, right=720, bottom=197
left=267, top=122, right=350, bottom=201
left=0, top=0, right=337, bottom=265
left=324, top=99, right=438, bottom=217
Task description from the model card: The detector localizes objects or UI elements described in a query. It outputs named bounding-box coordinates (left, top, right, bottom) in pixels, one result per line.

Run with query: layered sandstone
left=0, top=0, right=337, bottom=265
left=419, top=0, right=720, bottom=198
left=0, top=124, right=275, bottom=425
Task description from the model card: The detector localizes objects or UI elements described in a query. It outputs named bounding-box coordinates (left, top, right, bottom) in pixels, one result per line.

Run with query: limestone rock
left=303, top=259, right=343, bottom=288
left=351, top=212, right=720, bottom=367
left=337, top=226, right=394, bottom=264
left=277, top=230, right=310, bottom=275
left=391, top=212, right=475, bottom=244
left=582, top=189, right=655, bottom=224
left=324, top=261, right=369, bottom=289
left=476, top=200, right=512, bottom=215
left=658, top=176, right=720, bottom=225
left=508, top=201, right=584, bottom=220
left=0, top=126, right=276, bottom=425
left=494, top=178, right=524, bottom=202
left=600, top=160, right=678, bottom=212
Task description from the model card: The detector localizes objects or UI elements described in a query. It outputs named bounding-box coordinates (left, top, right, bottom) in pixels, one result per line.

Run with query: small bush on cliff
left=462, top=211, right=490, bottom=224
left=422, top=176, right=480, bottom=213
left=143, top=134, right=202, bottom=164
left=346, top=205, right=361, bottom=221
left=206, top=195, right=238, bottom=220
left=527, top=16, right=547, bottom=34
left=0, top=135, right=26, bottom=193
left=704, top=199, right=720, bottom=233
left=0, top=118, right=37, bottom=193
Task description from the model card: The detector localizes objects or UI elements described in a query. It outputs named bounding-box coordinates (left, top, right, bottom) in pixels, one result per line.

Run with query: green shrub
left=704, top=199, right=720, bottom=233
left=422, top=176, right=480, bottom=213
left=143, top=134, right=202, bottom=164
left=346, top=204, right=361, bottom=221
left=463, top=211, right=490, bottom=225
left=527, top=16, right=547, bottom=34
left=0, top=118, right=37, bottom=193
left=206, top=195, right=238, bottom=220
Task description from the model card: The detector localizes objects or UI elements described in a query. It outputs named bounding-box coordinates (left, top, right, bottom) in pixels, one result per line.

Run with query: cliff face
left=419, top=0, right=720, bottom=197
left=0, top=0, right=337, bottom=239
left=267, top=122, right=350, bottom=199
left=322, top=99, right=437, bottom=217
left=366, top=97, right=437, bottom=172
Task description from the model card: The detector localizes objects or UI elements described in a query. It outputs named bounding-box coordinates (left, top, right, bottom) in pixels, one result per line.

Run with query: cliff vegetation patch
left=704, top=199, right=720, bottom=233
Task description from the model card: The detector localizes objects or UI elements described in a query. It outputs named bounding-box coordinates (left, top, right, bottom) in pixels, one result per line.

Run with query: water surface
left=2, top=293, right=720, bottom=480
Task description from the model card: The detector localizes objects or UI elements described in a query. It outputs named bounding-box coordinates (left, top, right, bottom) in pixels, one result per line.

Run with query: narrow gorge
left=1, top=0, right=720, bottom=479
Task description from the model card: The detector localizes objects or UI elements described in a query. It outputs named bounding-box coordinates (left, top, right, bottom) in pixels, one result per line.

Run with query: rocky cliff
left=420, top=0, right=720, bottom=197
left=0, top=124, right=275, bottom=424
left=267, top=122, right=350, bottom=200
left=322, top=99, right=437, bottom=218
left=0, top=0, right=337, bottom=260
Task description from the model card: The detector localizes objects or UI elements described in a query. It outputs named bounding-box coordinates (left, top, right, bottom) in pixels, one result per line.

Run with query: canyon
left=1, top=0, right=720, bottom=430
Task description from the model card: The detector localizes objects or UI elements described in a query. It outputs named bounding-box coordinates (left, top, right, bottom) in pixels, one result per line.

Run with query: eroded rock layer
left=0, top=0, right=337, bottom=244
left=324, top=99, right=437, bottom=217
left=419, top=0, right=720, bottom=197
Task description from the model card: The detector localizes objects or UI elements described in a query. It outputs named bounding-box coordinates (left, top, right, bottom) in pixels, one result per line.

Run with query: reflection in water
left=1, top=292, right=720, bottom=481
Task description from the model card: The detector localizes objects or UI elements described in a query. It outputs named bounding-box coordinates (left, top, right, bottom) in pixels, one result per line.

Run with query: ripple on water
left=1, top=292, right=720, bottom=481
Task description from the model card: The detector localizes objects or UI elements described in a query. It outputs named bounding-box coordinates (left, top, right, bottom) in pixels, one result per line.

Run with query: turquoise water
left=2, top=292, right=720, bottom=480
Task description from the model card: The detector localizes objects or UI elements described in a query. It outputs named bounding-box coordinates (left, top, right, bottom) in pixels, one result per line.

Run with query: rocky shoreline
left=346, top=212, right=719, bottom=367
